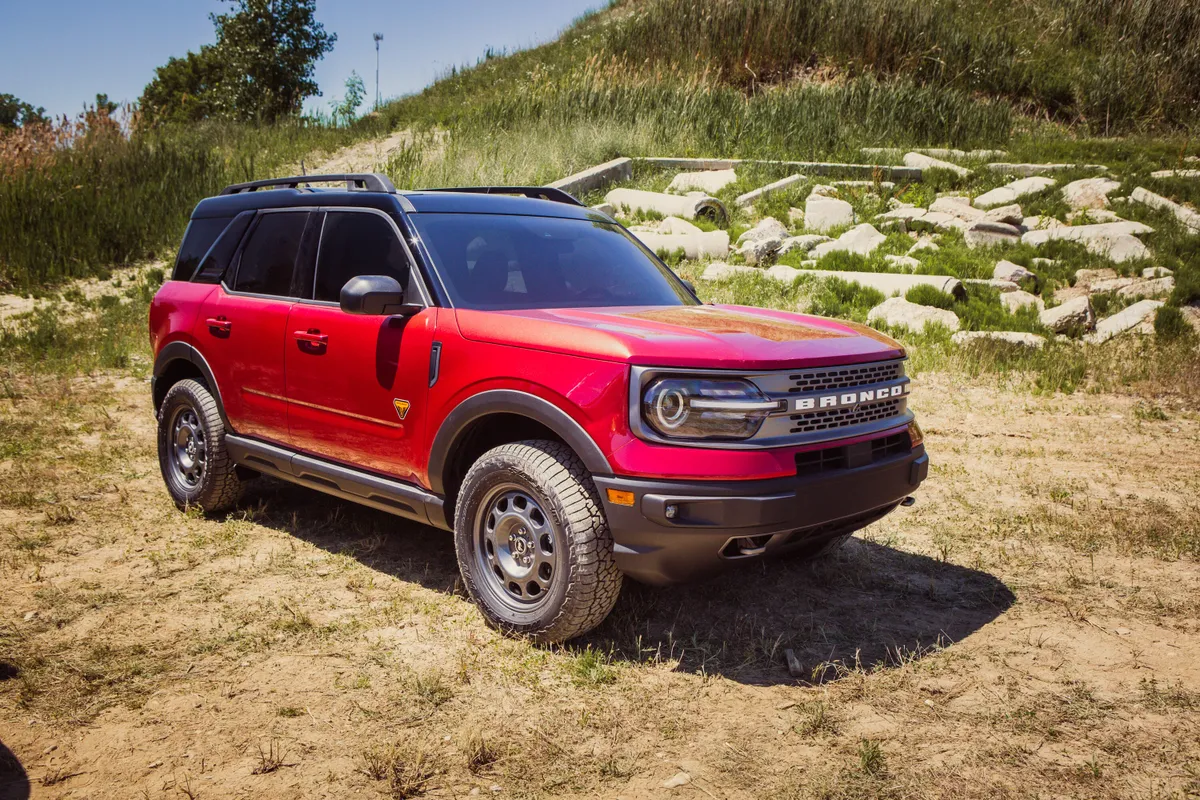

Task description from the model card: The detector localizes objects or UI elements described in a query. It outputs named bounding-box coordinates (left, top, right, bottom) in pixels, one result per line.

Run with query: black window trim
left=221, top=207, right=317, bottom=302
left=305, top=206, right=433, bottom=309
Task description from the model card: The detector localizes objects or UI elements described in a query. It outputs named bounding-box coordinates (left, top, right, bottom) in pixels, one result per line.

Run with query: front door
left=285, top=209, right=435, bottom=484
left=194, top=210, right=311, bottom=442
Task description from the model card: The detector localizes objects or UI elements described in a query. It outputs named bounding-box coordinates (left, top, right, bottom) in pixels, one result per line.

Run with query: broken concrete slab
left=737, top=217, right=790, bottom=245
left=805, top=194, right=855, bottom=233
left=964, top=278, right=1021, bottom=293
left=700, top=262, right=758, bottom=281
left=884, top=254, right=921, bottom=270
left=778, top=234, right=831, bottom=255
left=1062, top=177, right=1121, bottom=210
left=1130, top=187, right=1200, bottom=234
left=734, top=173, right=805, bottom=208
left=904, top=152, right=972, bottom=179
left=810, top=223, right=887, bottom=258
left=1116, top=277, right=1175, bottom=298
left=973, top=177, right=1057, bottom=209
left=765, top=264, right=802, bottom=283
left=929, top=196, right=986, bottom=223
left=636, top=157, right=922, bottom=181
left=1084, top=299, right=1164, bottom=344
left=986, top=162, right=1107, bottom=176
left=868, top=297, right=961, bottom=331
left=667, top=169, right=737, bottom=195
left=632, top=230, right=731, bottom=260
left=606, top=188, right=728, bottom=224
left=791, top=269, right=964, bottom=298
left=966, top=221, right=1021, bottom=249
left=1149, top=169, right=1200, bottom=179
left=994, top=260, right=1035, bottom=283
left=549, top=157, right=633, bottom=196
left=952, top=330, right=1045, bottom=347
left=1001, top=290, right=1045, bottom=312
left=908, top=237, right=939, bottom=255
left=1040, top=296, right=1094, bottom=333
left=984, top=204, right=1024, bottom=226
left=1021, top=220, right=1154, bottom=246
left=1074, top=268, right=1118, bottom=288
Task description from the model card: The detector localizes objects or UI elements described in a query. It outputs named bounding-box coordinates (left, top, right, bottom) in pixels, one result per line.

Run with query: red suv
left=150, top=173, right=927, bottom=642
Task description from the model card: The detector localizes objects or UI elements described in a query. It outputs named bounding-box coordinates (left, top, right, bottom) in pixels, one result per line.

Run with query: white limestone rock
left=1130, top=187, right=1200, bottom=234
left=667, top=169, right=737, bottom=195
left=737, top=237, right=782, bottom=266
left=810, top=223, right=887, bottom=258
left=1143, top=267, right=1173, bottom=278
left=904, top=152, right=973, bottom=179
left=1066, top=209, right=1125, bottom=224
left=966, top=221, right=1022, bottom=249
left=964, top=278, right=1021, bottom=293
left=1062, top=177, right=1121, bottom=210
left=984, top=204, right=1024, bottom=226
left=1150, top=169, right=1200, bottom=179
left=974, top=177, right=1057, bottom=209
left=591, top=202, right=616, bottom=216
left=700, top=262, right=758, bottom=281
left=929, top=195, right=985, bottom=223
left=660, top=216, right=702, bottom=235
left=765, top=264, right=802, bottom=283
left=1116, top=277, right=1175, bottom=298
left=910, top=211, right=969, bottom=233
left=778, top=234, right=832, bottom=255
left=884, top=254, right=921, bottom=270
left=805, top=194, right=855, bottom=233
left=735, top=174, right=806, bottom=208
left=908, top=237, right=940, bottom=255
left=994, top=260, right=1036, bottom=283
left=867, top=297, right=961, bottom=332
left=1039, top=296, right=1095, bottom=333
left=952, top=330, right=1046, bottom=348
left=1001, top=290, right=1045, bottom=312
left=737, top=217, right=790, bottom=245
left=1085, top=300, right=1164, bottom=344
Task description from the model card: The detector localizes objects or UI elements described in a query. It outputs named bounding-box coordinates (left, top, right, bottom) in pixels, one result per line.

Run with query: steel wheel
left=169, top=405, right=207, bottom=489
left=473, top=484, right=559, bottom=611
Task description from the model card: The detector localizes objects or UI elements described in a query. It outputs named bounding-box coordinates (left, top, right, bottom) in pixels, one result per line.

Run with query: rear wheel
left=157, top=379, right=242, bottom=513
left=453, top=440, right=622, bottom=643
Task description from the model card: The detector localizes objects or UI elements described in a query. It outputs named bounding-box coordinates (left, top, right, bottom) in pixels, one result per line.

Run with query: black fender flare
left=152, top=341, right=232, bottom=430
left=427, top=390, right=613, bottom=495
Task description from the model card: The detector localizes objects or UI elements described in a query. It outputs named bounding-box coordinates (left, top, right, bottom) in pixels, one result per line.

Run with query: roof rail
left=219, top=173, right=397, bottom=196
left=419, top=186, right=584, bottom=207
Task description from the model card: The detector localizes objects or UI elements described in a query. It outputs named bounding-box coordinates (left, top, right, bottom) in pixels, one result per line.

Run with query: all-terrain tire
left=453, top=440, right=622, bottom=643
left=157, top=379, right=243, bottom=513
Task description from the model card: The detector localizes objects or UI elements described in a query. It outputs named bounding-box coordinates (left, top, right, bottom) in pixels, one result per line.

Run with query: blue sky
left=2, top=0, right=604, bottom=119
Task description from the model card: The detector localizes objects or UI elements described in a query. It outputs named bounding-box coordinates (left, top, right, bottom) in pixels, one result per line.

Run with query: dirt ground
left=1, top=367, right=1198, bottom=799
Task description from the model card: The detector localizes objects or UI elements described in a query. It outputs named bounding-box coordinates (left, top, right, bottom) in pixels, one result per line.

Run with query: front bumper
left=594, top=444, right=927, bottom=585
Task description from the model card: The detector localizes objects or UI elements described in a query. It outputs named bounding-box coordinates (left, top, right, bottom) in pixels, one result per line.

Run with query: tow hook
left=901, top=496, right=916, bottom=507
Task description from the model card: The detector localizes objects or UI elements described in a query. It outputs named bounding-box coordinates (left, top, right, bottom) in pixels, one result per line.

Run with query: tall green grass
left=0, top=119, right=384, bottom=289
left=595, top=0, right=1200, bottom=133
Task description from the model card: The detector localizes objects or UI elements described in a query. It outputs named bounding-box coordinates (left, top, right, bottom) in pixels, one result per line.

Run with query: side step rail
left=224, top=435, right=447, bottom=529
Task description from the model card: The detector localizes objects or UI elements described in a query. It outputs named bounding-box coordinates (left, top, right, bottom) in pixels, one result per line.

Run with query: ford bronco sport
left=150, top=172, right=928, bottom=643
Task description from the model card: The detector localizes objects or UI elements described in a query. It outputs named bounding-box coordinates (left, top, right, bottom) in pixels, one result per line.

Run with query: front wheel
left=157, top=379, right=243, bottom=513
left=453, top=440, right=622, bottom=643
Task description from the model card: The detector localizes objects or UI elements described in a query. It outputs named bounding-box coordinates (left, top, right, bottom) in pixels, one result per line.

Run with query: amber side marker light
left=606, top=488, right=636, bottom=507
left=908, top=421, right=924, bottom=448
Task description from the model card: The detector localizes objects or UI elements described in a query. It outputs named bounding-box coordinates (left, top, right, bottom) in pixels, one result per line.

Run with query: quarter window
left=232, top=212, right=308, bottom=296
left=173, top=216, right=230, bottom=281
left=314, top=212, right=411, bottom=302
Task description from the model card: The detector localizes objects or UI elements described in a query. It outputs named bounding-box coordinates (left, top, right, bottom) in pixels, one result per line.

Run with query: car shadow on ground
left=0, top=739, right=30, bottom=800
left=246, top=478, right=1014, bottom=687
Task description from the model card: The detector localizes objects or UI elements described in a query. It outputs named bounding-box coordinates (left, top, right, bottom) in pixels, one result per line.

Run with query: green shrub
left=1154, top=306, right=1193, bottom=340
left=905, top=285, right=955, bottom=309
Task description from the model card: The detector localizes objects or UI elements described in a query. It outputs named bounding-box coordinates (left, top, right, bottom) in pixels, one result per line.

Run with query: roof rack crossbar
left=419, top=186, right=584, bottom=207
left=219, top=172, right=397, bottom=196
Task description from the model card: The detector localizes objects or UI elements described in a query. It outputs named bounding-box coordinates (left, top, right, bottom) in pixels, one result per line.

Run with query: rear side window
left=173, top=217, right=231, bottom=281
left=314, top=212, right=411, bottom=301
left=232, top=212, right=308, bottom=296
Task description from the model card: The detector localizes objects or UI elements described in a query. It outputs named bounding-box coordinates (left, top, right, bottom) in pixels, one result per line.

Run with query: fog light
left=664, top=504, right=679, bottom=519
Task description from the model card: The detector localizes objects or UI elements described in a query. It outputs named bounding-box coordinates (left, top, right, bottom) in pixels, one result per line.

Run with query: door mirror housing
left=680, top=279, right=697, bottom=296
left=340, top=275, right=421, bottom=316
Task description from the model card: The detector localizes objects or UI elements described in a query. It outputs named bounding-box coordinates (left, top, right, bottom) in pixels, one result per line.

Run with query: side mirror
left=681, top=279, right=697, bottom=296
left=340, top=275, right=420, bottom=316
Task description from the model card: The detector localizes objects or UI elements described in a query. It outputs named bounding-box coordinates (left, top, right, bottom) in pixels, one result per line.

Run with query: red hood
left=453, top=304, right=904, bottom=370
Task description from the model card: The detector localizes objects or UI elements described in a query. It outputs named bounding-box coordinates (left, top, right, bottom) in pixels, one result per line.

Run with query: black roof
left=192, top=173, right=598, bottom=221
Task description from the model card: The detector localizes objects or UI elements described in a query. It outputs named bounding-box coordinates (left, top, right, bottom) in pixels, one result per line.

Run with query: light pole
left=373, top=33, right=384, bottom=109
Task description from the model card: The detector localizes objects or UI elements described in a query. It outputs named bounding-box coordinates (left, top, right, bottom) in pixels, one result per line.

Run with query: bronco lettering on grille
left=791, top=382, right=909, bottom=412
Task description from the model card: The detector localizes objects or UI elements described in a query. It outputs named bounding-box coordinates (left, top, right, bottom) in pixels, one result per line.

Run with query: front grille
left=788, top=360, right=904, bottom=394
left=790, top=397, right=904, bottom=434
left=795, top=432, right=911, bottom=476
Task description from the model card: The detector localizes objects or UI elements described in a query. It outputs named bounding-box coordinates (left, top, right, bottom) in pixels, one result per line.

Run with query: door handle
left=205, top=317, right=231, bottom=332
left=293, top=330, right=328, bottom=344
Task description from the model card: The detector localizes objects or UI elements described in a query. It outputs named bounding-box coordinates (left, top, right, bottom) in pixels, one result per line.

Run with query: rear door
left=285, top=208, right=436, bottom=484
left=194, top=209, right=314, bottom=442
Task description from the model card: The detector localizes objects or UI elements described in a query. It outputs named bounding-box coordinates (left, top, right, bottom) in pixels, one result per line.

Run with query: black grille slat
left=788, top=361, right=903, bottom=393
left=794, top=432, right=911, bottom=476
left=789, top=398, right=904, bottom=434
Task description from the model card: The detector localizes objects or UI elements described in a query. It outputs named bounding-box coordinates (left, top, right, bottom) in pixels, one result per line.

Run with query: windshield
left=409, top=213, right=699, bottom=310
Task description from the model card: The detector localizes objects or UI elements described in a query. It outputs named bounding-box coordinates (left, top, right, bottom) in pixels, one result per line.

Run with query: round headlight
left=641, top=377, right=780, bottom=441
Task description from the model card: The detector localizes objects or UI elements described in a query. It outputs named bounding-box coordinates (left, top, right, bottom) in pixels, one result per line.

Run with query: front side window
left=232, top=212, right=308, bottom=296
left=314, top=211, right=411, bottom=301
left=409, top=213, right=698, bottom=310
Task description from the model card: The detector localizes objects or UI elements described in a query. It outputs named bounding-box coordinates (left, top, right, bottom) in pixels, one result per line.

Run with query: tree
left=331, top=72, right=366, bottom=126
left=93, top=94, right=119, bottom=115
left=140, top=47, right=225, bottom=124
left=0, top=94, right=48, bottom=129
left=139, top=0, right=336, bottom=124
